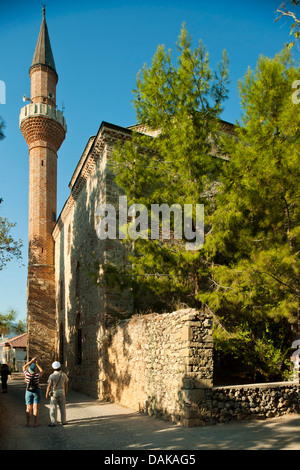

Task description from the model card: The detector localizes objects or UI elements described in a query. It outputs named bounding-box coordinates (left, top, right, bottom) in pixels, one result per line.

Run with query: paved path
left=1, top=375, right=300, bottom=451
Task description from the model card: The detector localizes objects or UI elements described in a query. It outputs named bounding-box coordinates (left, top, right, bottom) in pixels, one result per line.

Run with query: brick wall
left=27, top=144, right=57, bottom=265
left=27, top=265, right=56, bottom=378
left=30, top=64, right=57, bottom=107
left=20, top=61, right=66, bottom=377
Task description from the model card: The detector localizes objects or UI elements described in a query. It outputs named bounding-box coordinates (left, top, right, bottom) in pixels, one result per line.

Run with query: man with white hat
left=46, top=361, right=69, bottom=427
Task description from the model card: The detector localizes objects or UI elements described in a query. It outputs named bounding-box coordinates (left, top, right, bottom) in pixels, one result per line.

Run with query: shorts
left=25, top=388, right=41, bottom=405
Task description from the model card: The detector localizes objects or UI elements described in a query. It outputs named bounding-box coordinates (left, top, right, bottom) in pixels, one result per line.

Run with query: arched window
left=76, top=313, right=82, bottom=365
left=59, top=323, right=64, bottom=365
left=75, top=261, right=80, bottom=298
left=60, top=280, right=64, bottom=311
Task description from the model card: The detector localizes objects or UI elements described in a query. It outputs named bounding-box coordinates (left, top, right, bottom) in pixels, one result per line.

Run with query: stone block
left=181, top=325, right=193, bottom=341
left=180, top=388, right=205, bottom=404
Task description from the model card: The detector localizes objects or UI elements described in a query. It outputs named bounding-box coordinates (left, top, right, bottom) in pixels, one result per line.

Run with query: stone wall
left=101, top=307, right=300, bottom=427
left=103, top=308, right=213, bottom=427
left=196, top=383, right=300, bottom=426
left=53, top=125, right=134, bottom=397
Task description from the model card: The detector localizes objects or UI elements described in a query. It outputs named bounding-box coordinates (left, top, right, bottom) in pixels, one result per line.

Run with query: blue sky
left=0, top=0, right=295, bottom=322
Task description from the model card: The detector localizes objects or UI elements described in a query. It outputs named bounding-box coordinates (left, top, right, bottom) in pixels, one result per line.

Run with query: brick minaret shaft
left=20, top=7, right=67, bottom=373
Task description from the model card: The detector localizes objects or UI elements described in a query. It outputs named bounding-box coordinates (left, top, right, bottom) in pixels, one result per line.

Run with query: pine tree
left=0, top=215, right=23, bottom=270
left=0, top=310, right=26, bottom=336
left=202, top=48, right=300, bottom=379
left=109, top=25, right=229, bottom=312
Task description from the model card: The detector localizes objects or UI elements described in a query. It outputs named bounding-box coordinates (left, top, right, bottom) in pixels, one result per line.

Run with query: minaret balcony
left=19, top=103, right=67, bottom=132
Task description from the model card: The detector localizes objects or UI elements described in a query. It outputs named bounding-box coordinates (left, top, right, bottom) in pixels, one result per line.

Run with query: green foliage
left=201, top=48, right=300, bottom=379
left=0, top=310, right=26, bottom=336
left=93, top=27, right=299, bottom=381
left=0, top=215, right=23, bottom=270
left=114, top=25, right=229, bottom=207
left=0, top=116, right=5, bottom=141
left=107, top=25, right=229, bottom=310
left=276, top=1, right=300, bottom=48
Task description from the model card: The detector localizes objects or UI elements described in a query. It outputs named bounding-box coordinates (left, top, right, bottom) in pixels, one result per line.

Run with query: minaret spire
left=31, top=4, right=56, bottom=73
left=19, top=8, right=66, bottom=373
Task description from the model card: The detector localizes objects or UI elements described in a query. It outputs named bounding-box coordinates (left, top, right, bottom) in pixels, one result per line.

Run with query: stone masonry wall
left=101, top=307, right=300, bottom=427
left=54, top=131, right=134, bottom=397
left=103, top=308, right=213, bottom=427
left=197, top=383, right=300, bottom=426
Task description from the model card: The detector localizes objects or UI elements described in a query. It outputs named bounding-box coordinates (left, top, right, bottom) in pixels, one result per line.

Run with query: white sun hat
left=52, top=361, right=61, bottom=370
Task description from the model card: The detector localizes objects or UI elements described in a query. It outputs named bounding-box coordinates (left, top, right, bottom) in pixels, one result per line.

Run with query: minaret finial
left=31, top=3, right=56, bottom=72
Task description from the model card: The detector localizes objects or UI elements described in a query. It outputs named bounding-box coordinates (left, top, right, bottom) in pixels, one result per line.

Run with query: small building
left=0, top=333, right=27, bottom=371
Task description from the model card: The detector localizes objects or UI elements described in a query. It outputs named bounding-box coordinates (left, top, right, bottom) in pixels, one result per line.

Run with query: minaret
left=20, top=6, right=67, bottom=372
